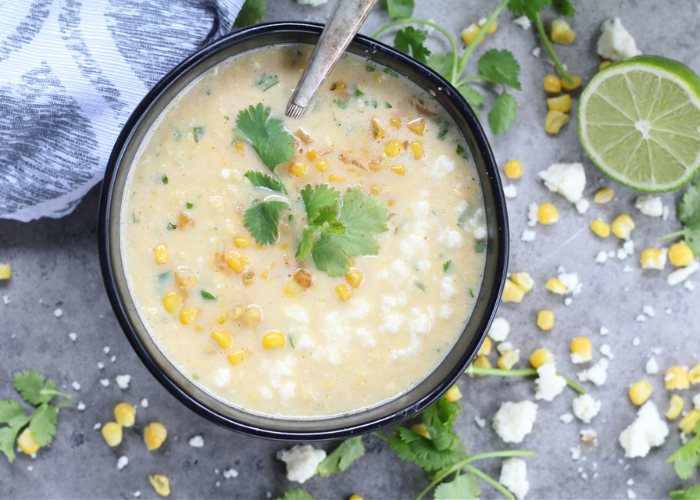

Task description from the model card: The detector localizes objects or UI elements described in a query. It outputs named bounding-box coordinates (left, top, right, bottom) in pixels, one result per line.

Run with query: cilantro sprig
left=667, top=421, right=700, bottom=483
left=468, top=366, right=586, bottom=394
left=274, top=489, right=316, bottom=500
left=660, top=176, right=700, bottom=254
left=317, top=436, right=365, bottom=476
left=0, top=370, right=73, bottom=462
left=233, top=0, right=266, bottom=28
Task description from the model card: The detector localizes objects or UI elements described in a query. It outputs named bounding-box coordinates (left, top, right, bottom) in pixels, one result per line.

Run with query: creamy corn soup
left=121, top=44, right=486, bottom=418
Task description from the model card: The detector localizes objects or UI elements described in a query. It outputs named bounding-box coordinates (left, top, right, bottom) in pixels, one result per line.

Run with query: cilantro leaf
left=243, top=201, right=289, bottom=246
left=427, top=53, right=454, bottom=81
left=458, top=84, right=485, bottom=108
left=685, top=228, right=700, bottom=255
left=29, top=404, right=57, bottom=447
left=295, top=227, right=316, bottom=263
left=434, top=473, right=481, bottom=500
left=274, top=489, right=316, bottom=500
left=379, top=0, right=414, bottom=19
left=678, top=177, right=700, bottom=229
left=394, top=27, right=431, bottom=65
left=317, top=436, right=365, bottom=476
left=235, top=104, right=295, bottom=173
left=254, top=73, right=279, bottom=91
left=670, top=486, right=700, bottom=500
left=388, top=427, right=458, bottom=472
left=553, top=0, right=575, bottom=16
left=301, top=184, right=340, bottom=221
left=193, top=126, right=204, bottom=143
left=0, top=400, right=25, bottom=425
left=0, top=424, right=24, bottom=462
left=14, top=370, right=55, bottom=406
left=234, top=0, right=266, bottom=28
left=478, top=49, right=521, bottom=90
left=201, top=291, right=216, bottom=300
left=507, top=0, right=552, bottom=19
left=668, top=431, right=700, bottom=479
left=488, top=92, right=518, bottom=135
left=245, top=171, right=284, bottom=192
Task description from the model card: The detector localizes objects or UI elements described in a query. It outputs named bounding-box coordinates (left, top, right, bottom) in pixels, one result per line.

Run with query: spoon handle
left=286, top=0, right=378, bottom=119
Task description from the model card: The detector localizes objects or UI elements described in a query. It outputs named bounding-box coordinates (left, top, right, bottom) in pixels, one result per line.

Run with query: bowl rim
left=98, top=21, right=509, bottom=441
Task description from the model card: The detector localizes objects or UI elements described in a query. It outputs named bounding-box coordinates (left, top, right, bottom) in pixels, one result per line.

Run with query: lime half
left=578, top=55, right=700, bottom=192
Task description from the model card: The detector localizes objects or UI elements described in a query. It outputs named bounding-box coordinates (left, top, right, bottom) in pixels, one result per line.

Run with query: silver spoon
left=285, top=0, right=378, bottom=119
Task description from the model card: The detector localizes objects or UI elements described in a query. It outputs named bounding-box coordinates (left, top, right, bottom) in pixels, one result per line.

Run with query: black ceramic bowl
left=98, top=21, right=508, bottom=441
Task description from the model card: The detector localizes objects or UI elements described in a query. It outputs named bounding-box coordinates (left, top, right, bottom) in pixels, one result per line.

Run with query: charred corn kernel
left=594, top=188, right=615, bottom=203
left=149, top=475, right=170, bottom=497
left=537, top=310, right=555, bottom=331
left=288, top=162, right=307, bottom=177
left=547, top=94, right=572, bottom=113
left=641, top=249, right=663, bottom=269
left=407, top=118, right=426, bottom=136
left=328, top=174, right=345, bottom=182
left=371, top=119, right=385, bottom=139
left=306, top=149, right=318, bottom=161
left=390, top=118, right=402, bottom=128
left=504, top=159, right=522, bottom=179
left=334, top=81, right=347, bottom=90
left=561, top=76, right=582, bottom=90
left=444, top=385, right=462, bottom=402
left=668, top=242, right=694, bottom=267
left=477, top=336, right=492, bottom=356
left=411, top=141, right=425, bottom=159
left=570, top=337, right=593, bottom=362
left=210, top=329, right=233, bottom=349
left=546, top=278, right=566, bottom=294
left=629, top=380, right=653, bottom=406
left=162, top=292, right=182, bottom=313
left=391, top=164, right=406, bottom=175
left=545, top=110, right=570, bottom=134
left=284, top=279, right=305, bottom=297
left=101, top=422, right=123, bottom=447
left=114, top=403, right=135, bottom=427
left=551, top=18, right=575, bottom=44
left=262, top=331, right=285, bottom=350
left=411, top=423, right=431, bottom=439
left=529, top=348, right=554, bottom=369
left=665, top=366, right=690, bottom=390
left=384, top=140, right=402, bottom=158
left=502, top=279, right=525, bottom=302
left=216, top=311, right=228, bottom=324
left=179, top=308, right=199, bottom=325
left=543, top=75, right=562, bottom=93
left=538, top=204, right=559, bottom=224
left=17, top=428, right=40, bottom=455
left=233, top=236, right=251, bottom=248
left=461, top=23, right=481, bottom=45
left=666, top=395, right=684, bottom=420
left=511, top=272, right=533, bottom=292
left=228, top=348, right=251, bottom=366
left=349, top=495, right=364, bottom=500
left=234, top=142, right=244, bottom=151
left=315, top=160, right=329, bottom=172
left=498, top=350, right=520, bottom=370
left=335, top=284, right=352, bottom=302
left=231, top=306, right=243, bottom=321
left=154, top=244, right=170, bottom=265
left=612, top=214, right=635, bottom=239
left=144, top=422, right=167, bottom=450
left=225, top=251, right=250, bottom=274
left=174, top=267, right=197, bottom=290
left=243, top=305, right=262, bottom=325
left=679, top=410, right=700, bottom=434
left=346, top=269, right=363, bottom=288
left=690, top=364, right=700, bottom=384
left=590, top=219, right=611, bottom=238
left=599, top=60, right=612, bottom=71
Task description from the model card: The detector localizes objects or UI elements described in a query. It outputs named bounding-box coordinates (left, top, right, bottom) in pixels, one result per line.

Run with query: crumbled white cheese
left=189, top=435, right=204, bottom=448
left=558, top=272, right=581, bottom=295
left=619, top=401, right=669, bottom=458
left=645, top=357, right=659, bottom=375
left=220, top=169, right=230, bottom=179
left=574, top=199, right=590, bottom=215
left=71, top=381, right=81, bottom=391
left=627, top=489, right=637, bottom=499
left=581, top=429, right=598, bottom=446
left=440, top=277, right=457, bottom=301
left=296, top=0, right=329, bottom=5
left=668, top=260, right=699, bottom=286
left=223, top=468, right=238, bottom=479
left=277, top=445, right=326, bottom=484
left=635, top=314, right=646, bottom=323
left=115, top=375, right=131, bottom=390
left=643, top=305, right=655, bottom=317
left=597, top=18, right=642, bottom=61
left=693, top=393, right=700, bottom=411
left=623, top=240, right=635, bottom=255
left=54, top=308, right=63, bottom=318
left=117, top=456, right=129, bottom=470
left=97, top=362, right=105, bottom=370
left=599, top=344, right=614, bottom=359
left=635, top=196, right=663, bottom=217
left=77, top=402, right=86, bottom=411
left=503, top=185, right=518, bottom=199
left=600, top=326, right=609, bottom=336
left=141, top=398, right=149, bottom=408
left=2, top=295, right=9, bottom=305
left=538, top=163, right=586, bottom=203
left=497, top=342, right=515, bottom=356
left=570, top=446, right=582, bottom=460
left=500, top=458, right=530, bottom=500
left=521, top=229, right=536, bottom=242
left=488, top=317, right=510, bottom=342
left=573, top=394, right=602, bottom=423
left=535, top=363, right=567, bottom=402
left=559, top=413, right=574, bottom=424
left=68, top=332, right=77, bottom=342
left=531, top=47, right=541, bottom=58
left=632, top=336, right=641, bottom=347
left=100, top=378, right=110, bottom=387
left=617, top=248, right=629, bottom=260
left=595, top=251, right=608, bottom=264
left=474, top=416, right=486, bottom=428
left=685, top=280, right=695, bottom=291
left=577, top=358, right=609, bottom=386
left=493, top=401, right=538, bottom=443
left=214, top=369, right=231, bottom=388
left=513, top=15, right=531, bottom=29
left=446, top=231, right=464, bottom=249
left=431, top=155, right=455, bottom=179
left=93, top=423, right=102, bottom=430
left=527, top=203, right=539, bottom=227
left=103, top=346, right=111, bottom=354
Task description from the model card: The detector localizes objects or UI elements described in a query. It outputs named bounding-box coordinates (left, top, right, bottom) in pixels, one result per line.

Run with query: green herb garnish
left=274, top=490, right=316, bottom=500
left=415, top=281, right=427, bottom=292
left=193, top=127, right=204, bottom=142
left=244, top=200, right=289, bottom=246
left=354, top=88, right=364, bottom=97
left=233, top=0, right=266, bottom=28
left=475, top=241, right=486, bottom=253
left=167, top=223, right=177, bottom=231
left=186, top=202, right=194, bottom=209
left=162, top=175, right=169, bottom=185
left=132, top=213, right=139, bottom=223
left=244, top=171, right=285, bottom=192
left=366, top=64, right=376, bottom=72
left=667, top=421, right=700, bottom=481
left=201, top=291, right=216, bottom=300
left=383, top=67, right=399, bottom=77
left=235, top=104, right=295, bottom=176
left=254, top=73, right=279, bottom=91
left=394, top=26, right=431, bottom=64
left=333, top=99, right=349, bottom=109
left=443, top=260, right=452, bottom=272
left=317, top=436, right=365, bottom=476
left=385, top=101, right=392, bottom=108
left=379, top=0, right=414, bottom=19
left=660, top=176, right=700, bottom=254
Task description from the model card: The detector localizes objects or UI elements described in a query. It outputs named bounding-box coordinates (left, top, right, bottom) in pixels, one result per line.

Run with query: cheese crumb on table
left=619, top=401, right=669, bottom=458
left=71, top=381, right=81, bottom=391
left=560, top=413, right=574, bottom=424
left=534, top=363, right=567, bottom=402
left=668, top=260, right=699, bottom=286
left=597, top=18, right=642, bottom=61
left=573, top=394, right=602, bottom=423
left=115, top=375, right=131, bottom=390
left=645, top=357, right=659, bottom=375
left=513, top=15, right=531, bottom=30
left=493, top=400, right=538, bottom=443
left=577, top=359, right=609, bottom=386
left=538, top=163, right=586, bottom=203
left=499, top=458, right=530, bottom=500
left=488, top=317, right=510, bottom=342
left=188, top=435, right=204, bottom=448
left=223, top=468, right=238, bottom=479
left=635, top=196, right=663, bottom=217
left=277, top=445, right=326, bottom=484
left=117, top=456, right=129, bottom=470
left=521, top=229, right=536, bottom=242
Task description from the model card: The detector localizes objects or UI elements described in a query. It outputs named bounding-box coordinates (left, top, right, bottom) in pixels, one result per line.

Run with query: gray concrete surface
left=1, top=1, right=699, bottom=498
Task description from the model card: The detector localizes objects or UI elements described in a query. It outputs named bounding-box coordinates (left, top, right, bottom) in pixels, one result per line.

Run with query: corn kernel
left=284, top=279, right=306, bottom=297
left=262, top=331, right=286, bottom=350
left=629, top=380, right=652, bottom=406
left=369, top=156, right=389, bottom=171
left=349, top=495, right=364, bottom=500
left=407, top=118, right=426, bottom=136
left=679, top=410, right=700, bottom=434
left=498, top=350, right=520, bottom=370
left=154, top=244, right=170, bottom=265
left=411, top=141, right=425, bottom=160
left=231, top=306, right=243, bottom=321
left=328, top=174, right=345, bottom=182
left=411, top=423, right=431, bottom=439
left=149, top=475, right=171, bottom=497
left=666, top=394, right=684, bottom=420
left=179, top=308, right=199, bottom=325
left=444, top=385, right=462, bottom=402
left=538, top=204, right=559, bottom=224
left=665, top=366, right=690, bottom=390
left=113, top=403, right=135, bottom=428
left=590, top=219, right=611, bottom=238
left=102, top=422, right=123, bottom=447
left=485, top=20, right=498, bottom=33
left=384, top=140, right=402, bottom=158
left=504, top=159, right=522, bottom=179
left=690, top=364, right=700, bottom=384
left=225, top=251, right=251, bottom=274
left=477, top=336, right=492, bottom=356
left=210, top=329, right=233, bottom=349
left=599, top=60, right=612, bottom=71
left=288, top=162, right=307, bottom=177
left=471, top=354, right=492, bottom=374
left=547, top=94, right=572, bottom=113
left=511, top=272, right=534, bottom=292
left=570, top=337, right=592, bottom=363
left=543, top=75, right=562, bottom=93
left=174, top=267, right=197, bottom=290
left=346, top=269, right=364, bottom=288
left=529, top=348, right=554, bottom=369
left=261, top=265, right=273, bottom=280
left=0, top=263, right=10, bottom=280
left=217, top=311, right=228, bottom=324
left=391, top=164, right=406, bottom=175
left=315, top=160, right=329, bottom=172
left=668, top=242, right=694, bottom=267
left=501, top=279, right=525, bottom=302
left=228, top=347, right=251, bottom=366
left=545, top=110, right=570, bottom=134
left=551, top=18, right=575, bottom=44
left=641, top=249, right=664, bottom=270
left=594, top=188, right=614, bottom=203
left=243, top=305, right=262, bottom=325
left=234, top=142, right=244, bottom=151
left=371, top=118, right=385, bottom=139
left=461, top=23, right=481, bottom=45
left=17, top=428, right=40, bottom=455
left=162, top=292, right=182, bottom=313
left=390, top=118, right=402, bottom=128
left=561, top=76, right=582, bottom=90
left=233, top=236, right=251, bottom=248
left=144, top=422, right=167, bottom=450
left=335, top=284, right=352, bottom=302
left=546, top=278, right=566, bottom=294
left=612, top=214, right=635, bottom=239
left=537, top=310, right=555, bottom=331
left=306, top=149, right=318, bottom=161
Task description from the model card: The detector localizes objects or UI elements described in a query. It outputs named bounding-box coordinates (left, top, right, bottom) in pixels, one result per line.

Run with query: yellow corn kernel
left=472, top=354, right=492, bottom=373
left=570, top=337, right=593, bottom=363
left=231, top=306, right=243, bottom=321
left=547, top=94, right=572, bottom=113
left=690, top=364, right=700, bottom=384
left=485, top=20, right=498, bottom=33
left=0, top=263, right=10, bottom=280
left=384, top=140, right=402, bottom=158
left=143, top=422, right=168, bottom=450
left=390, top=118, right=402, bottom=128
left=641, top=249, right=664, bottom=270
left=371, top=118, right=385, bottom=139
left=349, top=495, right=364, bottom=500
left=511, top=272, right=534, bottom=292
left=561, top=76, right=582, bottom=90
left=315, top=160, right=329, bottom=172
left=210, top=329, right=233, bottom=349
left=498, top=350, right=520, bottom=370
left=665, top=366, right=690, bottom=390
left=537, top=310, right=555, bottom=331
left=407, top=118, right=426, bottom=136
left=477, top=336, right=492, bottom=356
left=284, top=279, right=305, bottom=298
left=530, top=348, right=555, bottom=369
left=113, top=403, right=136, bottom=428
left=174, top=267, right=197, bottom=290
left=335, top=284, right=352, bottom=302
left=444, top=385, right=462, bottom=402
left=543, top=75, right=562, bottom=93
left=346, top=269, right=364, bottom=288
left=243, top=305, right=262, bottom=325
left=590, top=218, right=611, bottom=238
left=629, top=380, right=653, bottom=406
left=233, top=236, right=251, bottom=248
left=412, top=423, right=431, bottom=439
left=679, top=410, right=700, bottom=434
left=612, top=214, right=635, bottom=239
left=101, top=422, right=123, bottom=447
left=228, top=347, right=251, bottom=366
left=391, top=164, right=406, bottom=175
left=262, top=331, right=286, bottom=350
left=162, top=292, right=182, bottom=313
left=17, top=428, right=40, bottom=455
left=234, top=142, right=244, bottom=151
left=551, top=18, right=575, bottom=44
left=461, top=23, right=481, bottom=45
left=225, top=251, right=251, bottom=274
left=328, top=174, right=345, bottom=182
left=546, top=278, right=566, bottom=294
left=179, top=308, right=199, bottom=325
left=305, top=149, right=318, bottom=161
left=504, top=159, right=522, bottom=179
left=154, top=244, right=170, bottom=265
left=666, top=395, right=684, bottom=420
left=288, top=162, right=307, bottom=177
left=411, top=141, right=425, bottom=160
left=594, top=188, right=614, bottom=203
left=538, top=204, right=559, bottom=224
left=668, top=242, right=694, bottom=267
left=149, top=475, right=171, bottom=497
left=545, top=110, right=570, bottom=134
left=599, top=60, right=612, bottom=71
left=261, top=265, right=273, bottom=280
left=369, top=155, right=389, bottom=172
left=216, top=311, right=228, bottom=324
left=502, top=279, right=525, bottom=302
